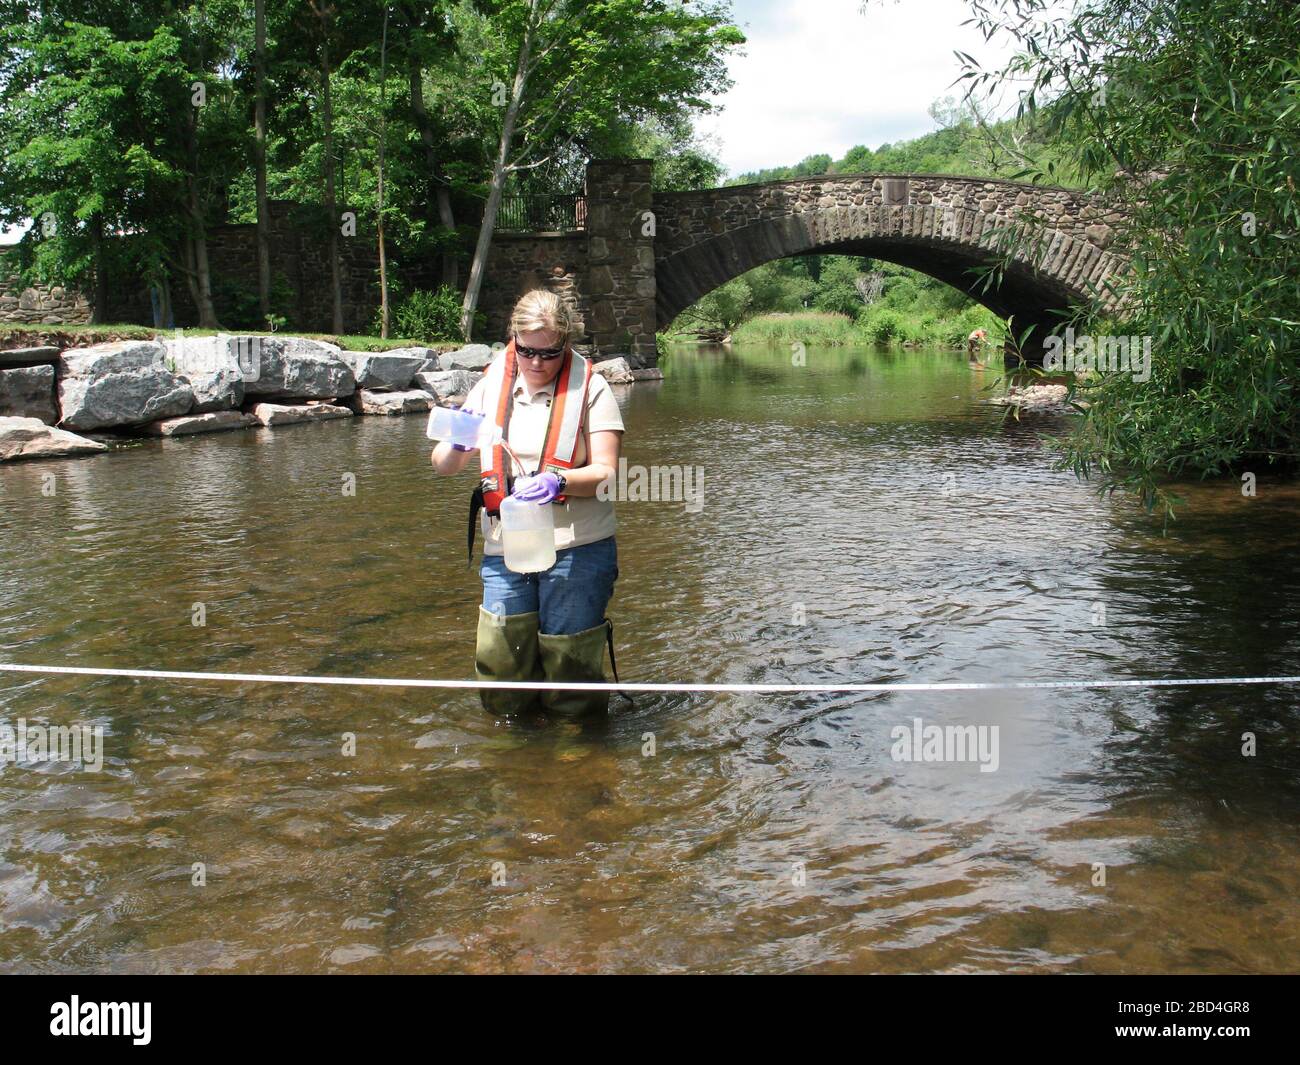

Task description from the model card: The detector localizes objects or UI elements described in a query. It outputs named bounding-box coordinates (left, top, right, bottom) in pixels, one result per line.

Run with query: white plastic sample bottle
left=499, top=493, right=557, bottom=573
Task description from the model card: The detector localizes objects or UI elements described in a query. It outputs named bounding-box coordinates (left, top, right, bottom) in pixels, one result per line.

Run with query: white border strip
left=2, top=662, right=1299, bottom=693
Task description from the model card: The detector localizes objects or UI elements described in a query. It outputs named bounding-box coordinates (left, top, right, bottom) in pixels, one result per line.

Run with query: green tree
left=0, top=11, right=180, bottom=321
left=670, top=275, right=751, bottom=339
left=963, top=0, right=1300, bottom=512
left=397, top=0, right=471, bottom=290
left=597, top=113, right=725, bottom=192
left=253, top=0, right=271, bottom=322
left=458, top=0, right=743, bottom=338
left=792, top=153, right=832, bottom=178
left=812, top=256, right=870, bottom=318
left=0, top=2, right=248, bottom=326
left=166, top=1, right=249, bottom=327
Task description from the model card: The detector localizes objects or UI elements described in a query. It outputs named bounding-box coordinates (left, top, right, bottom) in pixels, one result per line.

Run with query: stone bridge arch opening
left=480, top=161, right=1128, bottom=362
left=657, top=230, right=1103, bottom=351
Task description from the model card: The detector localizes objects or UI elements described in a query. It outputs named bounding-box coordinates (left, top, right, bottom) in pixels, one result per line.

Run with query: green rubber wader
left=474, top=605, right=544, bottom=717
left=537, top=621, right=611, bottom=719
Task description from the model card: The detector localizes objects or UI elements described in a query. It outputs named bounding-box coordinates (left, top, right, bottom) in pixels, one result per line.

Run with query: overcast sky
left=695, top=0, right=1021, bottom=178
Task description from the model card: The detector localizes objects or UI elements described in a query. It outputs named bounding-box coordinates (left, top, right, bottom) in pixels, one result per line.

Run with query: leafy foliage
left=671, top=249, right=1004, bottom=347
left=384, top=286, right=471, bottom=342
left=0, top=0, right=743, bottom=333
left=962, top=0, right=1300, bottom=512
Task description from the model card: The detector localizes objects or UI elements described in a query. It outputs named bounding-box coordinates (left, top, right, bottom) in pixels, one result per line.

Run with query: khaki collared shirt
left=461, top=369, right=625, bottom=553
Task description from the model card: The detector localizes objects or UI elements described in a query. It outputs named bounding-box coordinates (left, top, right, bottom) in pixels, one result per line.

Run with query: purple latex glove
left=512, top=472, right=562, bottom=504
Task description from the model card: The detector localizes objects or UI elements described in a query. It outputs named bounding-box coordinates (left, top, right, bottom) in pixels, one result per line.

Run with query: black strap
left=605, top=618, right=635, bottom=707
left=467, top=483, right=484, bottom=567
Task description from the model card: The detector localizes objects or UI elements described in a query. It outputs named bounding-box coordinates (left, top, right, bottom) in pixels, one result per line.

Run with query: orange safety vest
left=478, top=338, right=593, bottom=514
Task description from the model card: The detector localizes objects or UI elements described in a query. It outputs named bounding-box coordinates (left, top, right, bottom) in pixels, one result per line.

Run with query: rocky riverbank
left=0, top=337, right=661, bottom=462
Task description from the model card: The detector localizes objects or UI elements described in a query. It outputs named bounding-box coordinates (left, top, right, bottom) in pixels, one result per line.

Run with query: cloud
left=697, top=0, right=1021, bottom=177
left=0, top=220, right=32, bottom=247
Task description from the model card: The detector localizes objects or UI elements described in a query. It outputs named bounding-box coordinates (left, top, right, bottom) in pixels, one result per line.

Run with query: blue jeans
left=481, top=536, right=619, bottom=634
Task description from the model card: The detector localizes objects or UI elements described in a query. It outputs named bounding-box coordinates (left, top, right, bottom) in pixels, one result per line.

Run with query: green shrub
left=936, top=306, right=999, bottom=348
left=376, top=286, right=472, bottom=341
left=862, top=309, right=903, bottom=344
left=880, top=276, right=921, bottom=310
left=813, top=281, right=866, bottom=319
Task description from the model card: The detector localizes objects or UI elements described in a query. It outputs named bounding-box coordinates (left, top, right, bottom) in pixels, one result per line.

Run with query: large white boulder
left=342, top=350, right=429, bottom=391
left=0, top=416, right=108, bottom=461
left=0, top=365, right=58, bottom=422
left=438, top=344, right=494, bottom=371
left=158, top=335, right=245, bottom=412
left=382, top=346, right=442, bottom=367
left=57, top=341, right=194, bottom=430
left=413, top=369, right=481, bottom=403
left=242, top=337, right=355, bottom=399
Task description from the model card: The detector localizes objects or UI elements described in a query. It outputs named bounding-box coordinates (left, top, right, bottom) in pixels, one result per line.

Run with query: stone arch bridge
left=481, top=159, right=1129, bottom=362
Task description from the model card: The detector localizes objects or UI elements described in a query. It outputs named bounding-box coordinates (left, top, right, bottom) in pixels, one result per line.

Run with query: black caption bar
left=1, top=973, right=1294, bottom=1051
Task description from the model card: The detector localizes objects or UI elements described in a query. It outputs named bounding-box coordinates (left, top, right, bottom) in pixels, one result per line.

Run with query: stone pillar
left=583, top=159, right=657, bottom=363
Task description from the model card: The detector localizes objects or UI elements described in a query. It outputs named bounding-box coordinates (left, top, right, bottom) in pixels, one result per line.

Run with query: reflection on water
left=1, top=343, right=1298, bottom=973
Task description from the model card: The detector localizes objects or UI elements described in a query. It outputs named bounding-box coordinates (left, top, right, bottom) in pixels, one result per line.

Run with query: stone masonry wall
left=0, top=250, right=93, bottom=325
left=478, top=160, right=657, bottom=360
left=583, top=160, right=657, bottom=358
left=479, top=233, right=592, bottom=347
left=101, top=201, right=435, bottom=334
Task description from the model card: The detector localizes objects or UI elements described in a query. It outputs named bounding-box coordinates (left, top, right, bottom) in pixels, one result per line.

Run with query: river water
left=1, top=343, right=1298, bottom=973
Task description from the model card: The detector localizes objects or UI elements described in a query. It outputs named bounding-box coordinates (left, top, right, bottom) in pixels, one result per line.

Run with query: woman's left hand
left=512, top=472, right=562, bottom=504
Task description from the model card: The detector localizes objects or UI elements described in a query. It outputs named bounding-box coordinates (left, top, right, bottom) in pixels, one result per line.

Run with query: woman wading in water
left=430, top=291, right=625, bottom=720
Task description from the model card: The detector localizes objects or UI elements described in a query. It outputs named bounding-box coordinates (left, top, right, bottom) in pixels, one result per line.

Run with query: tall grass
left=730, top=306, right=1005, bottom=348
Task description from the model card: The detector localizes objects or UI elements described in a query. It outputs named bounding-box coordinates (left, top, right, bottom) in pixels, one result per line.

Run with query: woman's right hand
left=446, top=405, right=475, bottom=451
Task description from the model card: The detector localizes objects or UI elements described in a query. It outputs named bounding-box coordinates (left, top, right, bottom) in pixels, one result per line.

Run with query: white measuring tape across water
left=2, top=662, right=1300, bottom=693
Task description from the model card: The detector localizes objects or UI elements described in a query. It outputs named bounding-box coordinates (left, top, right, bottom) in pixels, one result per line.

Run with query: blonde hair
left=510, top=289, right=574, bottom=342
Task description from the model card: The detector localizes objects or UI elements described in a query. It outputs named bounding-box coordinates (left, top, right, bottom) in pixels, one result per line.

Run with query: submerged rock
left=57, top=341, right=194, bottom=430
left=346, top=388, right=435, bottom=415
left=0, top=416, right=108, bottom=461
left=250, top=402, right=354, bottom=426
left=143, top=411, right=259, bottom=437
left=989, top=384, right=1072, bottom=411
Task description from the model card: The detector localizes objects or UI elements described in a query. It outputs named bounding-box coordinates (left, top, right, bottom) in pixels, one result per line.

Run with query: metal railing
left=496, top=193, right=587, bottom=233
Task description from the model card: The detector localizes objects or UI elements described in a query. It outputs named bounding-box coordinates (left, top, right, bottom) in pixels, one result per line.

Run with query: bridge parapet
left=653, top=174, right=1124, bottom=260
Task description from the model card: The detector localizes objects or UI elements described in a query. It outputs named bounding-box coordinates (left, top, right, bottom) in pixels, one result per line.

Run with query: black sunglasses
left=514, top=335, right=566, bottom=360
